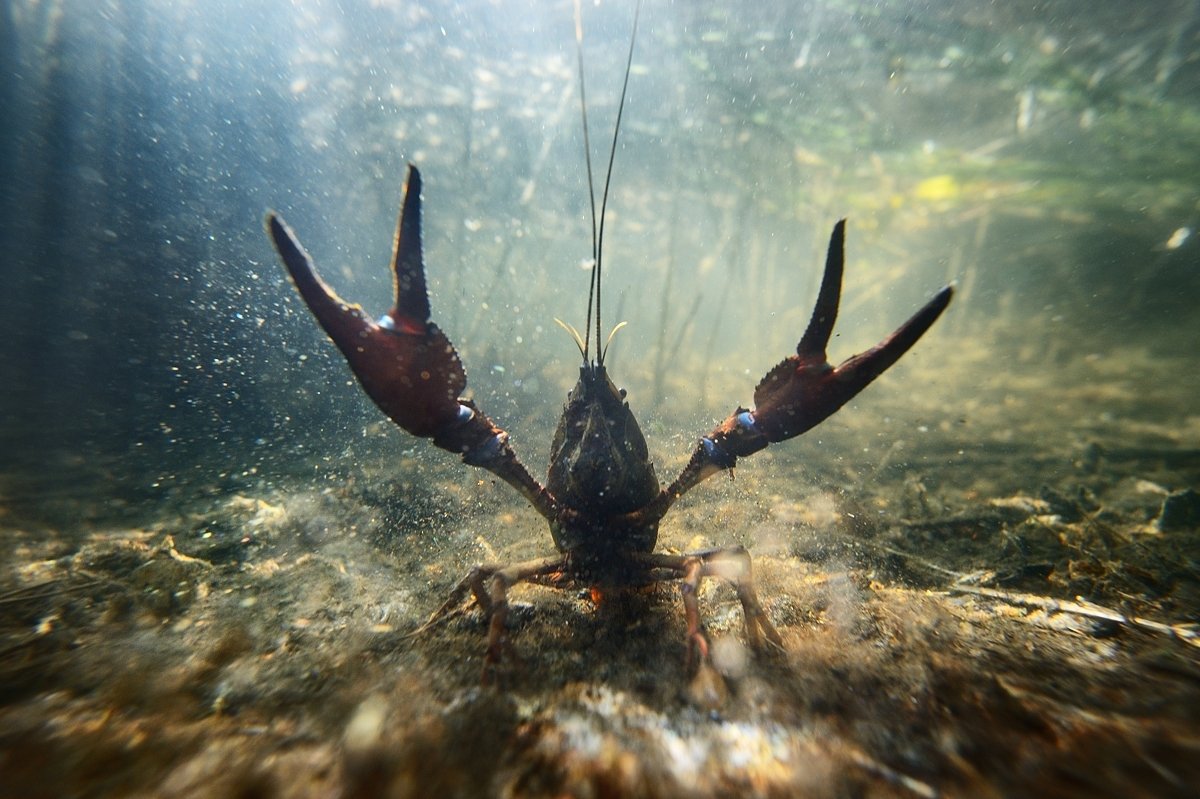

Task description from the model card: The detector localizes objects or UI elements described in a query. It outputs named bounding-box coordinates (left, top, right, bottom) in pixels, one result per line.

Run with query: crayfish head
left=547, top=364, right=660, bottom=554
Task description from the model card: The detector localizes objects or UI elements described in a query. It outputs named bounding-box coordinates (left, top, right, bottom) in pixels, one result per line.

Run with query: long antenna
left=573, top=0, right=599, bottom=362
left=574, top=0, right=642, bottom=366
left=595, top=0, right=642, bottom=365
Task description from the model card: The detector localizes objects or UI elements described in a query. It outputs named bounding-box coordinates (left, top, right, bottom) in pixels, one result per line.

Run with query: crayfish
left=266, top=1, right=952, bottom=701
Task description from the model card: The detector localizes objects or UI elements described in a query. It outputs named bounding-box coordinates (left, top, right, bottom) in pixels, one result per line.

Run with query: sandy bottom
left=2, top=341, right=1198, bottom=798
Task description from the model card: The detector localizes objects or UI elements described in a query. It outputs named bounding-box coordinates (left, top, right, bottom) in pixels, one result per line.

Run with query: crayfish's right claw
left=270, top=167, right=560, bottom=522
left=266, top=165, right=471, bottom=440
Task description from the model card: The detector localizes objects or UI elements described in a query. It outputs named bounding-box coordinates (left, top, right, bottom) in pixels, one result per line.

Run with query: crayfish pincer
left=266, top=2, right=951, bottom=704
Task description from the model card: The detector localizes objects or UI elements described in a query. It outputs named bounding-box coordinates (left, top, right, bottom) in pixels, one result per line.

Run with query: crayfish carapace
left=266, top=1, right=953, bottom=702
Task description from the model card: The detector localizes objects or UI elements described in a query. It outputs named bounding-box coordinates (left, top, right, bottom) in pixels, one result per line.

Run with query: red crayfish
left=266, top=1, right=952, bottom=700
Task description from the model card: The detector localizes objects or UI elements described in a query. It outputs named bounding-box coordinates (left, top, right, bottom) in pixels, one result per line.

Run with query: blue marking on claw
left=378, top=314, right=395, bottom=330
left=701, top=437, right=737, bottom=469
left=736, top=411, right=758, bottom=432
left=463, top=431, right=506, bottom=465
left=455, top=404, right=475, bottom=424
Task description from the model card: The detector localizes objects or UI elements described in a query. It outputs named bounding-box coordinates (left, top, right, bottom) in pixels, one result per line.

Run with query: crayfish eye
left=619, top=388, right=627, bottom=399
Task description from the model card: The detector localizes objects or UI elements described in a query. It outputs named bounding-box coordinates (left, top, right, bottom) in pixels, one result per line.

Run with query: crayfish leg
left=637, top=546, right=783, bottom=707
left=414, top=555, right=568, bottom=686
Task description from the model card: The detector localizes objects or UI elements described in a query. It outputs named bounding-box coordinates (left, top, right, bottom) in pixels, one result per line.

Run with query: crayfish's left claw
left=266, top=165, right=469, bottom=439
left=749, top=220, right=953, bottom=444
left=622, top=220, right=952, bottom=528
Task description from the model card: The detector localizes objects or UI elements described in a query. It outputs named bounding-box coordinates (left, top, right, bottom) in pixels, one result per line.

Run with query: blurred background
left=2, top=0, right=1198, bottom=525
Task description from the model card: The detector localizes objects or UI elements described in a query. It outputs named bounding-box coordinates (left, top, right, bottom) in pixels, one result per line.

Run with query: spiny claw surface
left=749, top=220, right=953, bottom=443
left=266, top=165, right=468, bottom=439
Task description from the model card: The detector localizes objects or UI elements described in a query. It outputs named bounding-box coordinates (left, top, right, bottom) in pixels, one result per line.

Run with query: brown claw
left=749, top=220, right=953, bottom=443
left=266, top=165, right=469, bottom=440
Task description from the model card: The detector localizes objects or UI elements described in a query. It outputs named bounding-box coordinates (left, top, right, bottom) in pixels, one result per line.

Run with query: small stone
left=1156, top=488, right=1200, bottom=532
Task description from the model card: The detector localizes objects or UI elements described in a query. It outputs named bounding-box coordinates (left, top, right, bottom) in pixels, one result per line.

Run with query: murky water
left=2, top=1, right=1199, bottom=796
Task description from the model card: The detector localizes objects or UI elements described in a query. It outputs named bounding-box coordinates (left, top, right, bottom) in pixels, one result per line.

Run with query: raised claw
left=749, top=220, right=953, bottom=443
left=266, top=165, right=469, bottom=439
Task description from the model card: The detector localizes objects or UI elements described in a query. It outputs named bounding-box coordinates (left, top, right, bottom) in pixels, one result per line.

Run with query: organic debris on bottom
left=1, top=454, right=1198, bottom=798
